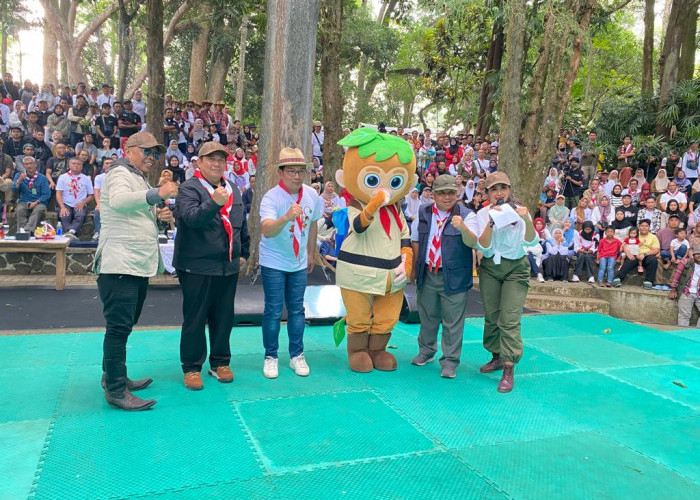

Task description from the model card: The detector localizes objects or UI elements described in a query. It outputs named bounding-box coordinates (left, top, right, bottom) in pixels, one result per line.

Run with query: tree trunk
left=679, top=2, right=698, bottom=81
left=234, top=14, right=250, bottom=121
left=642, top=0, right=655, bottom=94
left=206, top=28, right=236, bottom=103
left=116, top=0, right=139, bottom=101
left=1, top=28, right=6, bottom=77
left=188, top=8, right=211, bottom=103
left=146, top=0, right=165, bottom=186
left=319, top=0, right=344, bottom=190
left=246, top=0, right=321, bottom=272
left=354, top=53, right=368, bottom=125
left=43, top=16, right=58, bottom=85
left=476, top=2, right=504, bottom=137
left=498, top=0, right=527, bottom=193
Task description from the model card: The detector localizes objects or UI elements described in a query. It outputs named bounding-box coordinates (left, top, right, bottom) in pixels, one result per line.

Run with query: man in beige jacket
left=94, top=132, right=178, bottom=411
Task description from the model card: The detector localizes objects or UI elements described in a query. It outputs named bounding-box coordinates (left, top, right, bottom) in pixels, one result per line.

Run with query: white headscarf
left=463, top=179, right=475, bottom=201
left=404, top=187, right=421, bottom=220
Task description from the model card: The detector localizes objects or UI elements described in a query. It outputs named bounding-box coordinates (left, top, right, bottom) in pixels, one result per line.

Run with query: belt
left=338, top=250, right=401, bottom=270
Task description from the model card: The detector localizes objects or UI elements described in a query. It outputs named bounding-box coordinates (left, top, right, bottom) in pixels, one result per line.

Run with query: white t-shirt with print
left=56, top=172, right=94, bottom=207
left=259, top=184, right=323, bottom=272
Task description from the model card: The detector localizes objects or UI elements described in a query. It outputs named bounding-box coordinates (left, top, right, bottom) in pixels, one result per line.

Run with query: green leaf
left=338, top=127, right=379, bottom=147
left=333, top=317, right=346, bottom=347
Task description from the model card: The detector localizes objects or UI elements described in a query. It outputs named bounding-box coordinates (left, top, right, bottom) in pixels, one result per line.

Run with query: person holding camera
left=562, top=157, right=584, bottom=209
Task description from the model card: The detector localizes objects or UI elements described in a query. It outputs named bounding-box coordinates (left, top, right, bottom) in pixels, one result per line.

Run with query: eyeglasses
left=142, top=148, right=162, bottom=160
left=284, top=169, right=306, bottom=177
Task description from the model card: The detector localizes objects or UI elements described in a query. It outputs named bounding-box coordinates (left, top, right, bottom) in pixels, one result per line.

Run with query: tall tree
left=678, top=3, right=698, bottom=81
left=319, top=0, right=344, bottom=187
left=116, top=0, right=140, bottom=101
left=476, top=0, right=505, bottom=137
left=246, top=0, right=321, bottom=271
left=234, top=13, right=251, bottom=121
left=642, top=0, right=655, bottom=94
left=188, top=5, right=211, bottom=103
left=43, top=15, right=58, bottom=84
left=146, top=0, right=165, bottom=185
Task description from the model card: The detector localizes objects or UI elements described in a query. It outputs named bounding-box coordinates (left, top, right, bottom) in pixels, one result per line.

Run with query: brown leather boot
left=368, top=334, right=397, bottom=371
left=347, top=332, right=373, bottom=372
left=497, top=364, right=514, bottom=393
left=104, top=390, right=156, bottom=411
left=479, top=353, right=504, bottom=373
left=102, top=374, right=153, bottom=392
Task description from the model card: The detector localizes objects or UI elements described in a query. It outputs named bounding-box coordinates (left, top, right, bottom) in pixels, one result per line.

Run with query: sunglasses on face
left=142, top=148, right=162, bottom=160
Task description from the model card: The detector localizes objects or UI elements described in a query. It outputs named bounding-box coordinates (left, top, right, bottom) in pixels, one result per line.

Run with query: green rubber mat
left=1, top=313, right=699, bottom=499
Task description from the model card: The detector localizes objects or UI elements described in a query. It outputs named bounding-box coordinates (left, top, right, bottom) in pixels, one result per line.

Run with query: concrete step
left=527, top=280, right=600, bottom=298
left=525, top=294, right=610, bottom=315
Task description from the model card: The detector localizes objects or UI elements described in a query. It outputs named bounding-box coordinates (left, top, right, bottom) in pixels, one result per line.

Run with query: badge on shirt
left=31, top=188, right=37, bottom=195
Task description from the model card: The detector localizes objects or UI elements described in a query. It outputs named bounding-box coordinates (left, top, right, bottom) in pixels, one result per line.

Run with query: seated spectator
left=603, top=169, right=619, bottom=196
left=242, top=174, right=255, bottom=214
left=462, top=179, right=475, bottom=203
left=96, top=137, right=118, bottom=170
left=547, top=194, right=569, bottom=231
left=539, top=187, right=557, bottom=222
left=675, top=170, right=692, bottom=194
left=597, top=225, right=621, bottom=286
left=613, top=220, right=660, bottom=288
left=572, top=221, right=597, bottom=283
left=543, top=167, right=561, bottom=192
left=75, top=133, right=97, bottom=164
left=420, top=171, right=435, bottom=193
left=4, top=126, right=27, bottom=158
left=542, top=228, right=570, bottom=281
left=637, top=196, right=663, bottom=234
left=528, top=217, right=548, bottom=282
left=77, top=149, right=96, bottom=179
left=612, top=208, right=633, bottom=241
left=591, top=195, right=613, bottom=231
left=55, top=157, right=94, bottom=239
left=659, top=180, right=687, bottom=211
left=662, top=199, right=686, bottom=229
left=320, top=181, right=344, bottom=215
left=166, top=140, right=184, bottom=164
left=419, top=186, right=434, bottom=206
left=609, top=183, right=624, bottom=208
left=668, top=247, right=700, bottom=326
left=570, top=196, right=591, bottom=231
left=640, top=182, right=652, bottom=206
left=12, top=156, right=50, bottom=232
left=619, top=194, right=639, bottom=226
left=47, top=104, right=70, bottom=139
left=622, top=178, right=642, bottom=206
left=562, top=217, right=576, bottom=256
left=92, top=156, right=112, bottom=240
left=165, top=155, right=186, bottom=184
left=666, top=227, right=690, bottom=268
left=651, top=168, right=669, bottom=197
left=583, top=178, right=603, bottom=207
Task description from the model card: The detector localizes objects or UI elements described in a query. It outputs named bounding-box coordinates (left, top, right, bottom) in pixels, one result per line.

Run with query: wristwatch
left=489, top=219, right=495, bottom=228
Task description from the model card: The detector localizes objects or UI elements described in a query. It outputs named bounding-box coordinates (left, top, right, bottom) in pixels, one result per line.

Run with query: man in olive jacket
left=174, top=141, right=250, bottom=391
left=95, top=132, right=179, bottom=411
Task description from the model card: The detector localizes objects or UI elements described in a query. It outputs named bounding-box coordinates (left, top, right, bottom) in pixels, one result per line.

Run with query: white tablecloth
left=159, top=242, right=175, bottom=274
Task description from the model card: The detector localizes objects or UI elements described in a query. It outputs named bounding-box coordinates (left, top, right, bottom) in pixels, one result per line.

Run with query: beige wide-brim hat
left=276, top=147, right=308, bottom=168
left=124, top=132, right=166, bottom=153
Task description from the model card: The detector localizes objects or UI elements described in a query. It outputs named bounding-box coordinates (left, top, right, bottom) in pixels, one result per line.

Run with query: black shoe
left=101, top=373, right=153, bottom=392
left=104, top=390, right=156, bottom=411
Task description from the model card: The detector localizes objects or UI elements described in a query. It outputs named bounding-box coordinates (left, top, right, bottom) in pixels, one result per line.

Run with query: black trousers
left=98, top=274, right=149, bottom=396
left=573, top=253, right=595, bottom=279
left=616, top=255, right=658, bottom=284
left=178, top=272, right=238, bottom=373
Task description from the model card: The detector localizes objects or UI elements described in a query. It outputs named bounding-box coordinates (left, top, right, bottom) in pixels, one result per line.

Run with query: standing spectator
left=95, top=131, right=178, bottom=411
left=131, top=90, right=147, bottom=127
left=163, top=107, right=178, bottom=145
left=668, top=247, right=700, bottom=326
left=561, top=158, right=584, bottom=208
left=118, top=100, right=142, bottom=141
left=681, top=141, right=699, bottom=186
left=55, top=157, right=94, bottom=238
left=2, top=73, right=20, bottom=100
left=173, top=141, right=250, bottom=391
left=12, top=156, right=50, bottom=232
left=92, top=157, right=113, bottom=240
left=581, top=130, right=601, bottom=180
left=67, top=95, right=92, bottom=147
left=96, top=84, right=114, bottom=109
left=96, top=103, right=119, bottom=149
left=311, top=121, right=324, bottom=165
left=47, top=104, right=70, bottom=140
left=242, top=174, right=255, bottom=214
left=259, top=147, right=322, bottom=379
left=617, top=135, right=635, bottom=186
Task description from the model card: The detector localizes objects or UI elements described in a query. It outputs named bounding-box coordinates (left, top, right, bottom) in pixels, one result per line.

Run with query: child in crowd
left=623, top=227, right=641, bottom=272
left=571, top=221, right=597, bottom=283
left=542, top=228, right=570, bottom=281
left=667, top=228, right=690, bottom=267
left=597, top=225, right=622, bottom=286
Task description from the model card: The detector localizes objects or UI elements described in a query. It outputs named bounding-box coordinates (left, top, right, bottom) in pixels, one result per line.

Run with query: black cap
left=90, top=86, right=98, bottom=91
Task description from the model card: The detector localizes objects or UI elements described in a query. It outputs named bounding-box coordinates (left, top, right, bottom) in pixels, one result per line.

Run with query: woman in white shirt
left=475, top=172, right=538, bottom=394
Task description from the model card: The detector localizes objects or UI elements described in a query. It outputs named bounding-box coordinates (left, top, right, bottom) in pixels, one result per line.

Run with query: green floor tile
left=542, top=313, right=661, bottom=336
left=529, top=336, right=672, bottom=369
left=520, top=314, right=595, bottom=338
left=371, top=370, right=587, bottom=449
left=129, top=477, right=276, bottom=499
left=606, top=364, right=700, bottom=409
left=598, top=416, right=700, bottom=483
left=0, top=365, right=67, bottom=423
left=32, top=402, right=263, bottom=500
left=3, top=333, right=75, bottom=369
left=666, top=329, right=700, bottom=342
left=457, top=432, right=700, bottom=500
left=518, top=371, right=695, bottom=428
left=237, top=391, right=435, bottom=470
left=603, top=331, right=700, bottom=362
left=270, top=452, right=506, bottom=500
left=0, top=418, right=50, bottom=500
left=460, top=345, right=578, bottom=375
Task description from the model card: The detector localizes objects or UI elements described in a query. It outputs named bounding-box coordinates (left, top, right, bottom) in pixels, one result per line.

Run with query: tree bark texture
left=116, top=0, right=139, bottom=101
left=188, top=8, right=211, bottom=103
left=246, top=0, right=321, bottom=272
left=476, top=2, right=504, bottom=138
left=42, top=16, right=59, bottom=85
left=206, top=26, right=237, bottom=103
left=642, top=0, right=655, bottom=94
left=1, top=29, right=6, bottom=77
left=319, top=0, right=344, bottom=190
left=146, top=0, right=165, bottom=186
left=678, top=2, right=698, bottom=81
left=234, top=14, right=250, bottom=121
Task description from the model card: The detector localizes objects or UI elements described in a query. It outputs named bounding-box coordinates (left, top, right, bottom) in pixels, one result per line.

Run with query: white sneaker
left=263, top=356, right=278, bottom=379
left=537, top=273, right=544, bottom=283
left=588, top=277, right=595, bottom=283
left=92, top=232, right=99, bottom=241
left=290, top=353, right=310, bottom=377
left=571, top=275, right=580, bottom=282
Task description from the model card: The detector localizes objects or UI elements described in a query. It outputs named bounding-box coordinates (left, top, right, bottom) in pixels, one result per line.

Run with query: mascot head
left=336, top=127, right=417, bottom=204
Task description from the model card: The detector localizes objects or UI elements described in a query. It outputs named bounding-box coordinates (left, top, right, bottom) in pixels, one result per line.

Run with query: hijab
left=597, top=195, right=612, bottom=221
left=448, top=138, right=459, bottom=155
left=653, top=169, right=669, bottom=191
left=580, top=221, right=595, bottom=241
left=184, top=143, right=196, bottom=160
left=632, top=169, right=646, bottom=186
left=563, top=217, right=576, bottom=246
left=419, top=187, right=434, bottom=206
left=463, top=180, right=475, bottom=201
left=544, top=167, right=559, bottom=188
left=192, top=119, right=206, bottom=144
left=549, top=198, right=569, bottom=222
left=321, top=181, right=337, bottom=201
left=640, top=182, right=652, bottom=202
left=675, top=171, right=691, bottom=191
left=611, top=209, right=633, bottom=230
left=533, top=217, right=546, bottom=239
left=405, top=187, right=421, bottom=220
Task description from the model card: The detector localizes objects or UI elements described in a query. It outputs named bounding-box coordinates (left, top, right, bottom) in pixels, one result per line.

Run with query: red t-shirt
left=598, top=237, right=622, bottom=258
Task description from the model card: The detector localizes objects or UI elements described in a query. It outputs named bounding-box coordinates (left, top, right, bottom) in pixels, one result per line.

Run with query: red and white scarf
left=27, top=172, right=39, bottom=189
left=278, top=181, right=304, bottom=259
left=194, top=169, right=234, bottom=261
left=428, top=205, right=450, bottom=272
left=68, top=172, right=82, bottom=199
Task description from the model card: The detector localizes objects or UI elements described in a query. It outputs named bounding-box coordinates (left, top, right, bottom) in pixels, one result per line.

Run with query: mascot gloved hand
left=335, top=128, right=417, bottom=372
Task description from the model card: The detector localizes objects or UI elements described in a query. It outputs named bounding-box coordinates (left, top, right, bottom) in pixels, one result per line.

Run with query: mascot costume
left=335, top=128, right=417, bottom=372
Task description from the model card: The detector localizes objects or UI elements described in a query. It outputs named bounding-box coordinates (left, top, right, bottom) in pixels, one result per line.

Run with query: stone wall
left=7, top=211, right=96, bottom=240
left=0, top=248, right=95, bottom=275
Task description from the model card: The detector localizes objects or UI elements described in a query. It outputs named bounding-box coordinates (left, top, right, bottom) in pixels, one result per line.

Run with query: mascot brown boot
left=347, top=332, right=373, bottom=373
left=368, top=334, right=397, bottom=371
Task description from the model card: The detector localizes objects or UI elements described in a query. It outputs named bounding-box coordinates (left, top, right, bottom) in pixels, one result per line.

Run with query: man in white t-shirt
left=311, top=121, right=324, bottom=164
left=659, top=180, right=688, bottom=212
left=56, top=157, right=94, bottom=238
left=92, top=157, right=112, bottom=240
left=259, top=147, right=322, bottom=379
